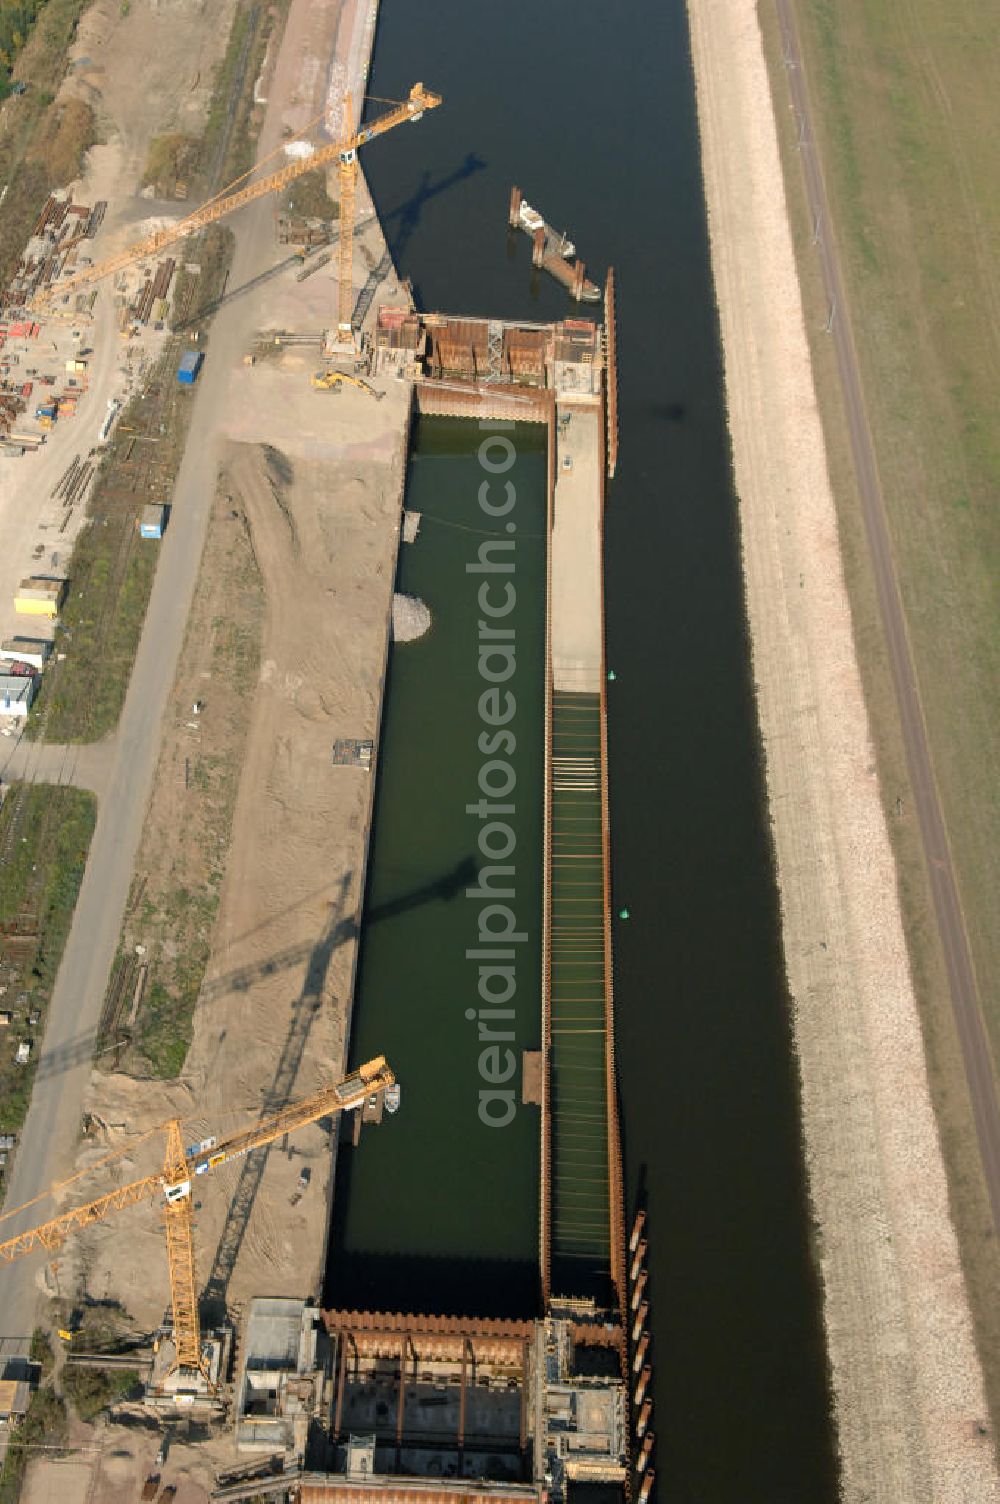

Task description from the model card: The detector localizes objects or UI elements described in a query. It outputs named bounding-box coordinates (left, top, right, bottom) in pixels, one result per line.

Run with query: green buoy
left=608, top=669, right=617, bottom=682
left=618, top=906, right=630, bottom=920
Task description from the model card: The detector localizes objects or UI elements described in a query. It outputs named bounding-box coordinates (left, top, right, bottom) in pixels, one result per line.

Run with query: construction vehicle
left=31, top=84, right=442, bottom=350
left=310, top=370, right=384, bottom=400
left=296, top=249, right=333, bottom=284
left=0, top=1056, right=395, bottom=1384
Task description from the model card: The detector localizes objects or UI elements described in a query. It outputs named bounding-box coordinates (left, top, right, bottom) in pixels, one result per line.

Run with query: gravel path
left=685, top=0, right=1000, bottom=1497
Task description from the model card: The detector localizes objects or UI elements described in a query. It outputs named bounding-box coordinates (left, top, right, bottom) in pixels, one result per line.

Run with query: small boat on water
left=385, top=1083, right=401, bottom=1114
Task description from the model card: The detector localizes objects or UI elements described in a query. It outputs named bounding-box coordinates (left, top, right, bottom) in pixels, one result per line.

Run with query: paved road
left=0, top=191, right=279, bottom=1350
left=775, top=0, right=1000, bottom=1230
left=0, top=734, right=114, bottom=796
left=0, top=0, right=384, bottom=1356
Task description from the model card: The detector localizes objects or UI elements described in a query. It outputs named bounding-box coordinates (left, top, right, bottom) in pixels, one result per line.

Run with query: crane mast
left=337, top=91, right=360, bottom=345
left=0, top=1056, right=395, bottom=1380
left=162, top=1119, right=202, bottom=1373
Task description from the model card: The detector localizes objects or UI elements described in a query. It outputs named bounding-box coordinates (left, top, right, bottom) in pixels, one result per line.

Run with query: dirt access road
left=774, top=0, right=1000, bottom=1240
left=0, top=0, right=404, bottom=1353
left=0, top=0, right=240, bottom=647
left=0, top=195, right=284, bottom=1355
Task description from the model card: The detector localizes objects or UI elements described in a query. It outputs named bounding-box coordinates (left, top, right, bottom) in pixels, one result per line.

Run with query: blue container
left=177, top=350, right=204, bottom=385
left=140, top=504, right=167, bottom=539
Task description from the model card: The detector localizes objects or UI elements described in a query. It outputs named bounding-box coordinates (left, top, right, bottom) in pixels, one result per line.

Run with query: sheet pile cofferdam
left=509, top=185, right=601, bottom=303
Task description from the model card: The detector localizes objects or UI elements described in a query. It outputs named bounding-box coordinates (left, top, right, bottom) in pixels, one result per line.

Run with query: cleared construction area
left=0, top=3, right=420, bottom=1501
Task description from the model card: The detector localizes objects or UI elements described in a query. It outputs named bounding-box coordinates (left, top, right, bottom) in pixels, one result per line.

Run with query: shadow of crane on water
left=378, top=152, right=486, bottom=265
left=174, top=153, right=486, bottom=331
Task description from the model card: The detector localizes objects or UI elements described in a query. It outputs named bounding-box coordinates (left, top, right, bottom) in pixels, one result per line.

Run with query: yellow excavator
left=311, top=369, right=384, bottom=400
left=0, top=1056, right=395, bottom=1381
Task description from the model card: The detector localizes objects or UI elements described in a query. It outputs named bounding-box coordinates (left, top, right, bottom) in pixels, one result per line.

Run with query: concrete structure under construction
left=235, top=1300, right=329, bottom=1459
left=228, top=1305, right=627, bottom=1502
left=372, top=308, right=607, bottom=416
left=369, top=293, right=625, bottom=1312
left=219, top=290, right=636, bottom=1504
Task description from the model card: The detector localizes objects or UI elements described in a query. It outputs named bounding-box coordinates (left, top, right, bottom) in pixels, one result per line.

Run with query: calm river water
left=328, top=2, right=839, bottom=1497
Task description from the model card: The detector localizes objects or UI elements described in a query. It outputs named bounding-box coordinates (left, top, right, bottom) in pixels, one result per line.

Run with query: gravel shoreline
left=684, top=1, right=1000, bottom=1497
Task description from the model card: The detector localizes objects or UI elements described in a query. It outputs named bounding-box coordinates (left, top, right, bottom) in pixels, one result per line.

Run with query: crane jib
left=160, top=1058, right=393, bottom=1195
left=29, top=85, right=440, bottom=311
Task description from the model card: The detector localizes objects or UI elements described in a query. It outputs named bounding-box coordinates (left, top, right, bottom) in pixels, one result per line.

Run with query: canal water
left=326, top=420, right=548, bottom=1319
left=331, top=0, right=840, bottom=1498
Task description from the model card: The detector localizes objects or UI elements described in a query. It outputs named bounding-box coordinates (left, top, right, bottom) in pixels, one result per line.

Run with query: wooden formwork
left=414, top=381, right=548, bottom=425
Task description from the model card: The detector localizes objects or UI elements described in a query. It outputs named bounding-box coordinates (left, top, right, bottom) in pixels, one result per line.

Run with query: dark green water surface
left=327, top=420, right=546, bottom=1317
left=327, top=1, right=840, bottom=1497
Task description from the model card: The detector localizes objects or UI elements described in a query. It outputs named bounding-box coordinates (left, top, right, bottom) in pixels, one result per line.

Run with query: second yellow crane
left=0, top=1056, right=395, bottom=1382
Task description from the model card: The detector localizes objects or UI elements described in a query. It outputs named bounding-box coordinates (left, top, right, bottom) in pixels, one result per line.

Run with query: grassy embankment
left=0, top=1335, right=65, bottom=1504
left=0, top=785, right=95, bottom=1152
left=0, top=1329, right=138, bottom=1502
left=26, top=0, right=285, bottom=741
left=101, top=471, right=264, bottom=1078
left=758, top=0, right=1000, bottom=1432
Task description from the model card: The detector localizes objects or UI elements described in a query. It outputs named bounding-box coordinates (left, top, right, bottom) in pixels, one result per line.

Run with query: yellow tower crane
left=32, top=82, right=441, bottom=343
left=0, top=1056, right=395, bottom=1381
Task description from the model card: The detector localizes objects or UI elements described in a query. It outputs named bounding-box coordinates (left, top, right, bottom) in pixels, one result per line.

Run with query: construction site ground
left=108, top=461, right=267, bottom=1080
left=1, top=1, right=414, bottom=1499
left=0, top=0, right=242, bottom=649
left=21, top=1400, right=236, bottom=1504
left=67, top=401, right=409, bottom=1329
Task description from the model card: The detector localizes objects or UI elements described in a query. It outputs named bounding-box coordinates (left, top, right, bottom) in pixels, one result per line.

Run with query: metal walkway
left=547, top=689, right=613, bottom=1295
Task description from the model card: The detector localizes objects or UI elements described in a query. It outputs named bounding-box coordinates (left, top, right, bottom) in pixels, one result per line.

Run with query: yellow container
left=14, top=596, right=59, bottom=617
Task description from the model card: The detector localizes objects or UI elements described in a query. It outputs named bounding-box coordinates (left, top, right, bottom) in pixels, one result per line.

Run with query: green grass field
left=786, top=0, right=1000, bottom=1061
left=759, top=0, right=1000, bottom=1433
left=0, top=785, right=96, bottom=1144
